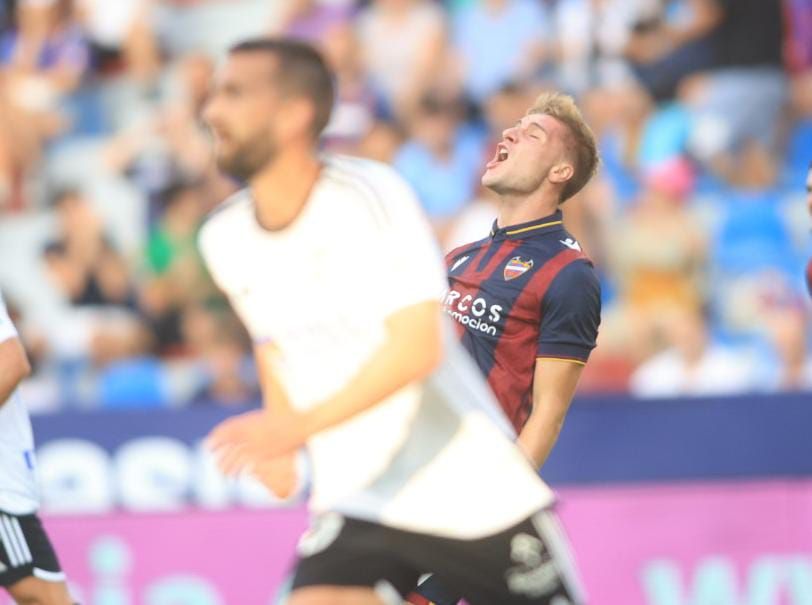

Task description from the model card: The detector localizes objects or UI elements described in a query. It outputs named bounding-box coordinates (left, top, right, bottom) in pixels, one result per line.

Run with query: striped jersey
left=0, top=292, right=38, bottom=515
left=199, top=154, right=553, bottom=539
left=444, top=210, right=601, bottom=432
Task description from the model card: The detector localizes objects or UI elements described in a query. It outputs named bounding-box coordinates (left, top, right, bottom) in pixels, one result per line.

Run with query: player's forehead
left=215, top=51, right=278, bottom=87
left=520, top=112, right=565, bottom=137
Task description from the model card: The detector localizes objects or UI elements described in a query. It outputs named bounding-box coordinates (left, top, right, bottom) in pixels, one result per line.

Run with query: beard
left=215, top=130, right=278, bottom=181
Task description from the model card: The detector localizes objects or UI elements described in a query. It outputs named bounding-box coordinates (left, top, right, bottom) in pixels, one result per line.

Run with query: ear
left=548, top=162, right=574, bottom=185
left=277, top=97, right=316, bottom=140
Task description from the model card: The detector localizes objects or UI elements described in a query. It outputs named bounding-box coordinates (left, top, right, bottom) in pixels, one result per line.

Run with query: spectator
left=275, top=0, right=352, bottom=44
left=0, top=0, right=89, bottom=209
left=604, top=159, right=706, bottom=360
left=629, top=306, right=756, bottom=398
left=43, top=188, right=136, bottom=309
left=393, top=93, right=484, bottom=237
left=74, top=0, right=159, bottom=83
left=140, top=183, right=215, bottom=355
left=681, top=0, right=787, bottom=186
left=103, top=52, right=234, bottom=218
left=452, top=0, right=550, bottom=104
left=317, top=18, right=376, bottom=152
left=356, top=0, right=446, bottom=118
left=191, top=335, right=259, bottom=406
left=623, top=0, right=720, bottom=101
left=761, top=305, right=812, bottom=392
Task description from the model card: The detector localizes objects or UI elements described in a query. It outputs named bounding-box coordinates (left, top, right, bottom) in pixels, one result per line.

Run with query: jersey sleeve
left=536, top=259, right=601, bottom=364
left=0, top=292, right=19, bottom=343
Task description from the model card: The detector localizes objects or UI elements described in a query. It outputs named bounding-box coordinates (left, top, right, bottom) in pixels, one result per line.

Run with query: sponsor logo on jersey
left=504, top=257, right=534, bottom=281
left=560, top=238, right=581, bottom=251
left=442, top=290, right=503, bottom=336
left=450, top=255, right=470, bottom=272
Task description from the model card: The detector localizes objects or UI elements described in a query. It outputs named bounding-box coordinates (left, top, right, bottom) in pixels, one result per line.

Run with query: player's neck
left=250, top=148, right=322, bottom=231
left=495, top=192, right=560, bottom=229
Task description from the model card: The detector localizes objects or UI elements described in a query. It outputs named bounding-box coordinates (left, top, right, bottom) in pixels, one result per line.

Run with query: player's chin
left=481, top=170, right=500, bottom=189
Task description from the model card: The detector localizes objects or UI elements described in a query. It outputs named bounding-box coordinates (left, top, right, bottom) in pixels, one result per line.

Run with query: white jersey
left=199, top=155, right=553, bottom=538
left=0, top=293, right=38, bottom=515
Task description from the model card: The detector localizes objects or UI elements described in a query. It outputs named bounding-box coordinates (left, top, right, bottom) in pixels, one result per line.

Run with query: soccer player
left=0, top=293, right=74, bottom=605
left=200, top=38, right=586, bottom=605
left=412, top=93, right=601, bottom=605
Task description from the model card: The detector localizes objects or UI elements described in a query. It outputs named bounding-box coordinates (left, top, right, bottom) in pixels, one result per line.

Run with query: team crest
left=504, top=256, right=534, bottom=281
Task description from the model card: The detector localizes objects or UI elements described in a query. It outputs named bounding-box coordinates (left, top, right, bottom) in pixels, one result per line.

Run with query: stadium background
left=0, top=0, right=810, bottom=603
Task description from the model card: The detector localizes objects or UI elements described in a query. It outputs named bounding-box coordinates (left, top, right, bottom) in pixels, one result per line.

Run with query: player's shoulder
left=546, top=253, right=601, bottom=305
left=323, top=154, right=414, bottom=202
left=199, top=189, right=251, bottom=244
left=445, top=236, right=489, bottom=265
left=322, top=154, right=425, bottom=229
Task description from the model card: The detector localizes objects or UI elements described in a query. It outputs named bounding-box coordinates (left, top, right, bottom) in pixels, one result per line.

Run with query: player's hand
left=207, top=408, right=309, bottom=475
left=253, top=453, right=299, bottom=499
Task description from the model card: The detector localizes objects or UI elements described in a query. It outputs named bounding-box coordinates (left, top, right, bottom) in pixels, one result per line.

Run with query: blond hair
left=528, top=91, right=599, bottom=202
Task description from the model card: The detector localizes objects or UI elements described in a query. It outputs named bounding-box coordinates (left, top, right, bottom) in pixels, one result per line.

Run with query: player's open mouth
left=486, top=144, right=509, bottom=170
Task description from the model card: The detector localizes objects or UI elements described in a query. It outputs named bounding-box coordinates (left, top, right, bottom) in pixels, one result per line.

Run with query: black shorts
left=291, top=509, right=586, bottom=605
left=0, top=511, right=65, bottom=587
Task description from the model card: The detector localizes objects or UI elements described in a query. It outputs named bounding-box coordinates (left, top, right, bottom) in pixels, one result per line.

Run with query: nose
left=502, top=126, right=518, bottom=143
left=202, top=93, right=220, bottom=128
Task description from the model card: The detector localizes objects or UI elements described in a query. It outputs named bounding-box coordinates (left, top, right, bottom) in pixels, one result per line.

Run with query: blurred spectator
left=43, top=188, right=136, bottom=309
left=192, top=334, right=259, bottom=406
left=275, top=0, right=353, bottom=43
left=0, top=0, right=89, bottom=210
left=784, top=70, right=812, bottom=189
left=144, top=182, right=209, bottom=296
left=452, top=0, right=549, bottom=104
left=315, top=16, right=376, bottom=152
left=0, top=0, right=808, bottom=406
left=103, top=52, right=234, bottom=218
left=393, top=93, right=485, bottom=237
left=74, top=0, right=159, bottom=83
left=140, top=183, right=214, bottom=355
left=623, top=0, right=720, bottom=101
left=785, top=0, right=812, bottom=73
left=761, top=305, right=812, bottom=392
left=354, top=119, right=404, bottom=164
left=605, top=159, right=706, bottom=361
left=356, top=0, right=446, bottom=118
left=629, top=307, right=756, bottom=398
left=681, top=0, right=786, bottom=186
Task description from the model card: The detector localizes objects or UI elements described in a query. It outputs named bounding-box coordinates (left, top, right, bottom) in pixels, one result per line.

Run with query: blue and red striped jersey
left=444, top=210, right=601, bottom=432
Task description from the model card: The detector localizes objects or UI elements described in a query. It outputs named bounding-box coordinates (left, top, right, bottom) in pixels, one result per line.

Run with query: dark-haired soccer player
left=200, top=38, right=585, bottom=605
left=412, top=92, right=601, bottom=605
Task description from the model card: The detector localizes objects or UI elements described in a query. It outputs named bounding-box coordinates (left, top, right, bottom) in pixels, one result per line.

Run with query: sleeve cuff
left=536, top=342, right=593, bottom=364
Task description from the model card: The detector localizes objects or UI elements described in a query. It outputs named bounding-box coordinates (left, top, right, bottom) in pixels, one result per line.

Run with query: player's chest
left=219, top=235, right=373, bottom=334
left=444, top=248, right=545, bottom=334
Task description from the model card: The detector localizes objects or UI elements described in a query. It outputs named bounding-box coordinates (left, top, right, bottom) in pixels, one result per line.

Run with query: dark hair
left=230, top=37, right=335, bottom=138
left=49, top=187, right=83, bottom=208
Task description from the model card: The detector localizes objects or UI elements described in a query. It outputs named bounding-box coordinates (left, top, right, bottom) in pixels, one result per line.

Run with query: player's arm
left=209, top=300, right=443, bottom=470
left=517, top=359, right=583, bottom=469
left=302, top=300, right=442, bottom=436
left=0, top=336, right=31, bottom=407
left=519, top=260, right=601, bottom=469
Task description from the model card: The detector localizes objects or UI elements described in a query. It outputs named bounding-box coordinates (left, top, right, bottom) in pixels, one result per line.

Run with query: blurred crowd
left=0, top=0, right=810, bottom=411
